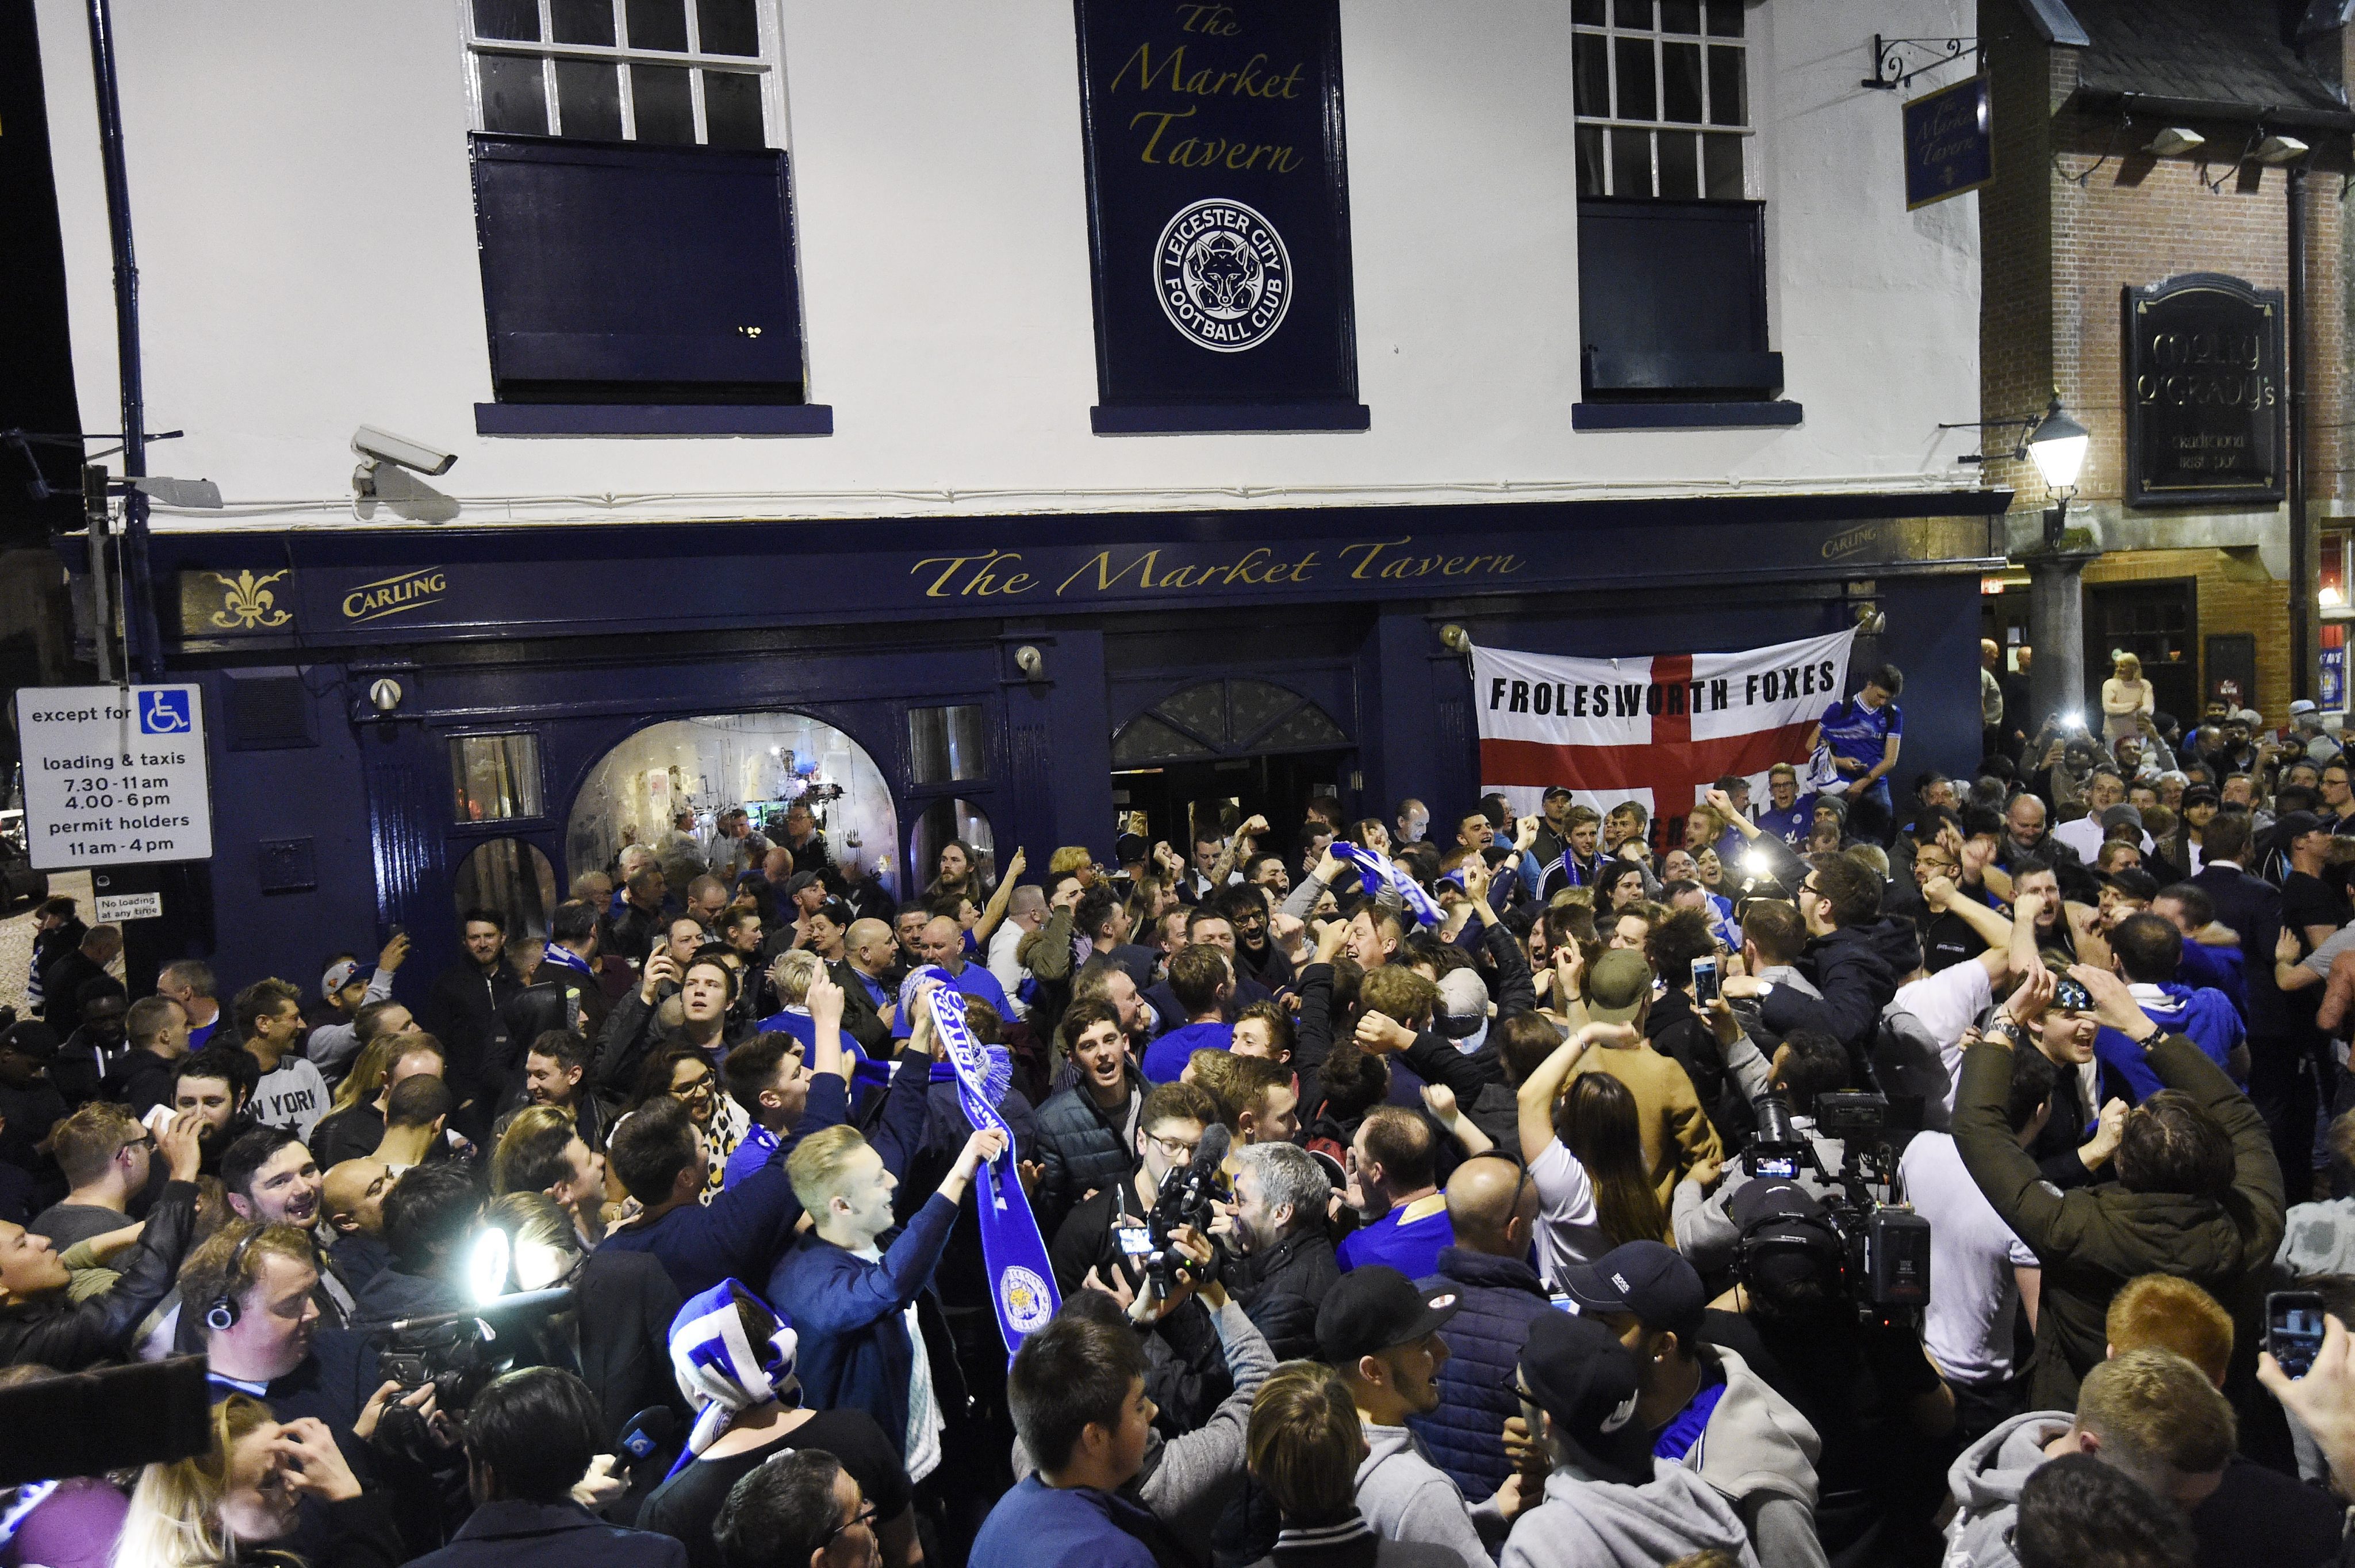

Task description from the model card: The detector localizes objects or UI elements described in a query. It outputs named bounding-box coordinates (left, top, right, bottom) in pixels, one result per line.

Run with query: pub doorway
left=2084, top=579, right=2199, bottom=726
left=1110, top=678, right=1355, bottom=868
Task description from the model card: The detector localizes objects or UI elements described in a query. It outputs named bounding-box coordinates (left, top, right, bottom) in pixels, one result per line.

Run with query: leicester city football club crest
left=1156, top=198, right=1292, bottom=353
left=999, top=1266, right=1055, bottom=1334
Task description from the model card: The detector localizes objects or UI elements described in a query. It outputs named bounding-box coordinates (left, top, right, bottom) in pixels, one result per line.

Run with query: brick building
left=1975, top=0, right=2353, bottom=733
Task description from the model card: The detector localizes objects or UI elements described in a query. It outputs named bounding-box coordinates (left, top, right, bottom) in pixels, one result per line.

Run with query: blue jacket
left=970, top=1475, right=1163, bottom=1568
left=768, top=1190, right=961, bottom=1459
left=596, top=1071, right=847, bottom=1301
left=1410, top=1245, right=1555, bottom=1501
left=2094, top=984, right=2245, bottom=1100
left=404, top=1500, right=685, bottom=1568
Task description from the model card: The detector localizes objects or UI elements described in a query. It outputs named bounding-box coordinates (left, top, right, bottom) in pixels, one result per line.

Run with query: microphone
left=1188, top=1122, right=1233, bottom=1184
left=617, top=1406, right=681, bottom=1464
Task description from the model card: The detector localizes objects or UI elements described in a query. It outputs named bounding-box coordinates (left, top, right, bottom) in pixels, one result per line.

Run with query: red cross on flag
left=1472, top=629, right=1858, bottom=823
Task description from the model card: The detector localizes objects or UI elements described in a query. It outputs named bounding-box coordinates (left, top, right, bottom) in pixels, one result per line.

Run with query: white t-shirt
left=251, top=1057, right=329, bottom=1141
left=1530, top=1140, right=1610, bottom=1286
left=1892, top=960, right=1992, bottom=1120
left=1899, top=1130, right=2037, bottom=1387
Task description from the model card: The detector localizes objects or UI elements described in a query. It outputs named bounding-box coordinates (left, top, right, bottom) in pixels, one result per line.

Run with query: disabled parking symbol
left=139, top=689, right=192, bottom=734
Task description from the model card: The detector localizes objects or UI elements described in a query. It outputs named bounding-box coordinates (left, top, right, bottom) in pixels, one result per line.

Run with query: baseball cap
left=2182, top=784, right=2219, bottom=808
left=782, top=871, right=822, bottom=898
left=2292, top=700, right=2319, bottom=718
left=322, top=959, right=362, bottom=995
left=1115, top=833, right=1150, bottom=867
left=1543, top=786, right=1575, bottom=803
left=2279, top=810, right=2329, bottom=843
left=1315, top=1266, right=1462, bottom=1364
left=1555, top=1241, right=1706, bottom=1340
left=1583, top=950, right=1654, bottom=1025
left=1516, top=1310, right=1652, bottom=1485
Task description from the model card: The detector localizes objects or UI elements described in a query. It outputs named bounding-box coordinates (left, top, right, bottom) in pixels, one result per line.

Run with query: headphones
left=203, top=1228, right=260, bottom=1333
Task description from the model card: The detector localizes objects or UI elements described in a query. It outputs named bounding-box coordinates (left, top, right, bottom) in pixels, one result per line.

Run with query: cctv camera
left=351, top=425, right=456, bottom=476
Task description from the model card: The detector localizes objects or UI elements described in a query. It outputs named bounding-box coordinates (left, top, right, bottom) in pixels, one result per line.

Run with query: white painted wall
left=36, top=0, right=1981, bottom=531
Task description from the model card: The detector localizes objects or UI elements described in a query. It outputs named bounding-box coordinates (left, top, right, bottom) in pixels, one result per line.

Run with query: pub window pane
left=551, top=0, right=616, bottom=46
left=631, top=63, right=696, bottom=143
left=1613, top=37, right=1656, bottom=120
left=1611, top=127, right=1652, bottom=197
left=1572, top=33, right=1609, bottom=117
left=703, top=70, right=765, bottom=147
left=625, top=0, right=689, bottom=52
left=1572, top=0, right=1605, bottom=24
left=1614, top=0, right=1652, bottom=27
left=1705, top=0, right=1743, bottom=36
left=911, top=799, right=996, bottom=897
left=908, top=704, right=988, bottom=785
left=478, top=54, right=549, bottom=136
left=1702, top=132, right=1744, bottom=197
left=1706, top=45, right=1746, bottom=125
left=473, top=0, right=540, bottom=43
left=451, top=733, right=544, bottom=823
left=1657, top=132, right=1699, bottom=198
left=553, top=57, right=624, bottom=139
left=1575, top=124, right=1607, bottom=195
left=452, top=838, right=558, bottom=940
left=1662, top=41, right=1703, bottom=122
left=1660, top=0, right=1702, bottom=33
left=698, top=0, right=760, bottom=55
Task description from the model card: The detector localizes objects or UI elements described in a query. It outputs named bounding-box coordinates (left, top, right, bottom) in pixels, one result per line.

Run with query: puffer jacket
left=1407, top=1246, right=1554, bottom=1501
left=1033, top=1073, right=1144, bottom=1241
left=1793, top=919, right=1911, bottom=1061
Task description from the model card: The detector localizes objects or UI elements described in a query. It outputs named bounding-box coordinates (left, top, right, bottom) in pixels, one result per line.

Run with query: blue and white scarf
left=542, top=940, right=593, bottom=976
left=917, top=973, right=1060, bottom=1359
left=1329, top=841, right=1444, bottom=928
left=666, top=1278, right=800, bottom=1478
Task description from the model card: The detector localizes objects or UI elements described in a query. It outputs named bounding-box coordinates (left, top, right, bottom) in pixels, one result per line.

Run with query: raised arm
left=1516, top=1025, right=1605, bottom=1164
left=969, top=848, right=1026, bottom=946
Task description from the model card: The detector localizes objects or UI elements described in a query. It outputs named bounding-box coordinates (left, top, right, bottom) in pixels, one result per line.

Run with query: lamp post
left=2026, top=397, right=2090, bottom=547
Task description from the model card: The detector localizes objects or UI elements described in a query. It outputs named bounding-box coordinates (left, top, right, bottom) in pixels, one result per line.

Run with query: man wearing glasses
left=1045, top=1081, right=1221, bottom=1299
left=30, top=1101, right=155, bottom=1249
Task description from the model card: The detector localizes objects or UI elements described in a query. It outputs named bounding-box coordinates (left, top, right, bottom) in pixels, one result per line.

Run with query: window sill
left=1571, top=400, right=1802, bottom=431
left=1091, top=402, right=1370, bottom=435
left=474, top=404, right=834, bottom=436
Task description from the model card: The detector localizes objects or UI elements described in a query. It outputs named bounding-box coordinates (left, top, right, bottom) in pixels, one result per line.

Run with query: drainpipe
left=84, top=0, right=162, bottom=681
left=2288, top=162, right=2314, bottom=703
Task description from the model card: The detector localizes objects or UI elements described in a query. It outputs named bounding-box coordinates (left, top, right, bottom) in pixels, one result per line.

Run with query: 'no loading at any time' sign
left=14, top=685, right=213, bottom=870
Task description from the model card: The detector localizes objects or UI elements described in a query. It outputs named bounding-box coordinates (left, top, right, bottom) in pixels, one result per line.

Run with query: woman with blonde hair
left=112, top=1394, right=393, bottom=1567
left=2103, top=651, right=2154, bottom=744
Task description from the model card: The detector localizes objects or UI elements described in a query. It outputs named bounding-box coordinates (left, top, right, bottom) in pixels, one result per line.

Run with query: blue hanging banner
left=1903, top=74, right=1992, bottom=210
left=1072, top=0, right=1368, bottom=434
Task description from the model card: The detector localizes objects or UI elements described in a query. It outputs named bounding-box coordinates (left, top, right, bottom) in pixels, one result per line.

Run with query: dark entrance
left=2084, top=579, right=2199, bottom=727
left=1110, top=677, right=1355, bottom=862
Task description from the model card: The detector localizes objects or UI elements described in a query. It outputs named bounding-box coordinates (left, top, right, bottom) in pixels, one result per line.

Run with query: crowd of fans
left=11, top=661, right=2355, bottom=1567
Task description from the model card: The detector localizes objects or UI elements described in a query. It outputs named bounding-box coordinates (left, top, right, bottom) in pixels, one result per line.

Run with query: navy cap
left=1315, top=1266, right=1462, bottom=1364
left=1517, top=1310, right=1653, bottom=1486
left=1555, top=1241, right=1706, bottom=1339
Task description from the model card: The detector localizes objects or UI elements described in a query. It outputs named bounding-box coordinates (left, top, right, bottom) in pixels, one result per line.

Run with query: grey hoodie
left=1499, top=1460, right=1759, bottom=1568
left=1941, top=1409, right=2074, bottom=1568
left=1357, top=1421, right=1508, bottom=1567
left=1680, top=1349, right=1828, bottom=1568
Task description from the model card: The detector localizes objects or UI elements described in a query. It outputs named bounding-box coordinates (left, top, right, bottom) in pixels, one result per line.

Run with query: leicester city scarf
left=921, top=976, right=1060, bottom=1359
left=542, top=940, right=592, bottom=976
left=665, top=1278, right=800, bottom=1478
left=1329, top=841, right=1444, bottom=928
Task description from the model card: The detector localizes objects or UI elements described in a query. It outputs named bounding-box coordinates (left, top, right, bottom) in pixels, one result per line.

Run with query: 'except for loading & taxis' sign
left=15, top=685, right=214, bottom=869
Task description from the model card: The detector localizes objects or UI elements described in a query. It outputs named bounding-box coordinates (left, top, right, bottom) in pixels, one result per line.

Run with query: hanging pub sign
left=1072, top=0, right=1368, bottom=434
left=2122, top=273, right=2285, bottom=507
left=1901, top=74, right=1992, bottom=209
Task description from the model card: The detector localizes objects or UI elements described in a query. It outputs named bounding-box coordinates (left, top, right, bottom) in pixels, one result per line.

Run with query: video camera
left=1144, top=1123, right=1230, bottom=1295
left=1739, top=1089, right=1930, bottom=1327
left=371, top=1286, right=574, bottom=1445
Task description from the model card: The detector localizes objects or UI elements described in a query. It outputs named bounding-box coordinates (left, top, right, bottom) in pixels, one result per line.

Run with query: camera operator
left=0, top=1106, right=200, bottom=1368
left=402, top=1366, right=684, bottom=1568
left=1954, top=961, right=2284, bottom=1410
left=1670, top=1030, right=1853, bottom=1275
left=1048, top=1082, right=1222, bottom=1299
left=1725, top=1177, right=1954, bottom=1564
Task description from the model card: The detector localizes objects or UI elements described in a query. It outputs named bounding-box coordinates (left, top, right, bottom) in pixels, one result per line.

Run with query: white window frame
left=457, top=0, right=788, bottom=149
left=1572, top=0, right=1754, bottom=200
